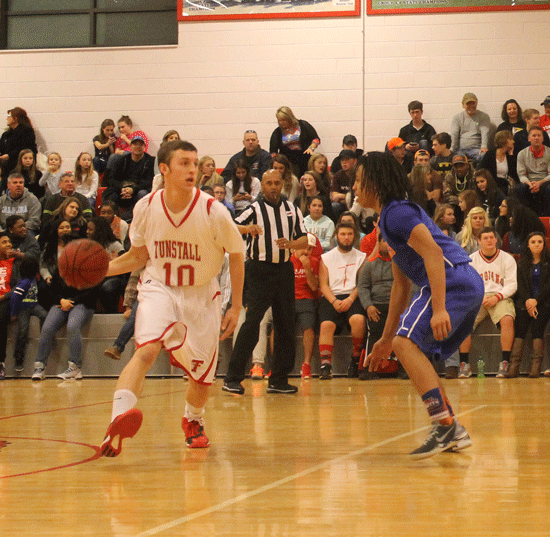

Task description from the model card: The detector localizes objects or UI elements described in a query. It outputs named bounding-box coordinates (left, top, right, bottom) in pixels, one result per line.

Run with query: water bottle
left=477, top=358, right=485, bottom=379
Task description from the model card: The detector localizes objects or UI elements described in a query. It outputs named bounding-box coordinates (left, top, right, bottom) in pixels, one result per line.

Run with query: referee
left=222, top=169, right=308, bottom=395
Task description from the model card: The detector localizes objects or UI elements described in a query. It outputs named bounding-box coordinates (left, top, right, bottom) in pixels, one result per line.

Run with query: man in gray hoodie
left=0, top=173, right=41, bottom=236
left=357, top=234, right=394, bottom=380
left=450, top=93, right=491, bottom=165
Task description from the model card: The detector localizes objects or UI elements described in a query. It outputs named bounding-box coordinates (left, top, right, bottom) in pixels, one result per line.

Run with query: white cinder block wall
left=0, top=10, right=549, bottom=170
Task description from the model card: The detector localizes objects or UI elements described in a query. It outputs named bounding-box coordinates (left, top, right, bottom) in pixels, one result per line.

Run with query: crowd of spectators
left=2, top=95, right=550, bottom=382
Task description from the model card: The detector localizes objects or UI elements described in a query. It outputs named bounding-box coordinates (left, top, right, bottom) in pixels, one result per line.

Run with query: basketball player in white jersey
left=100, top=140, right=244, bottom=456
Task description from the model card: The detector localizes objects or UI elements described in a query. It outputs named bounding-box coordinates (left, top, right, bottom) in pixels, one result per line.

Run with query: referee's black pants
left=226, top=260, right=296, bottom=386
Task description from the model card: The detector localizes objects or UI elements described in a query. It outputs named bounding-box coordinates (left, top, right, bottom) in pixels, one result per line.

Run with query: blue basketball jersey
left=379, top=200, right=471, bottom=287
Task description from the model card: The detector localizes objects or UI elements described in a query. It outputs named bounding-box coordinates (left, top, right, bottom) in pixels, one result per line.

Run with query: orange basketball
left=58, top=239, right=110, bottom=289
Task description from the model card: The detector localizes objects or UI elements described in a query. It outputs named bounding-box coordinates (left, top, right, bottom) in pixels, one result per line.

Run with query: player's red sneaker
left=182, top=417, right=210, bottom=448
left=100, top=408, right=143, bottom=457
left=300, top=362, right=312, bottom=379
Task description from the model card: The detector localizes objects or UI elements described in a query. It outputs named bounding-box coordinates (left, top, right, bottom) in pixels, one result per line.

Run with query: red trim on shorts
left=169, top=352, right=215, bottom=386
left=160, top=188, right=200, bottom=228
left=135, top=322, right=178, bottom=349
left=198, top=348, right=217, bottom=384
left=207, top=197, right=215, bottom=215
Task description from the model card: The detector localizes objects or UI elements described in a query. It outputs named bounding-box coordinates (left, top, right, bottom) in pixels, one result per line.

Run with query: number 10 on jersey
left=164, top=263, right=195, bottom=286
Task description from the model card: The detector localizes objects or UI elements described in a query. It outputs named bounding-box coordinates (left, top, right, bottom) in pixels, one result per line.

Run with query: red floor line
left=0, top=436, right=102, bottom=479
left=0, top=389, right=186, bottom=421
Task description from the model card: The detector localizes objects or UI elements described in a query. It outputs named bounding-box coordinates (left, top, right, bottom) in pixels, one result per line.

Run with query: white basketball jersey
left=130, top=188, right=243, bottom=287
left=321, top=247, right=366, bottom=295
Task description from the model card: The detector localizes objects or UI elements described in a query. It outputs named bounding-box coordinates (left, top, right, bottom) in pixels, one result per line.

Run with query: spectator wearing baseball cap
left=450, top=92, right=491, bottom=166
left=398, top=100, right=437, bottom=156
left=441, top=153, right=476, bottom=229
left=103, top=131, right=155, bottom=221
left=330, top=134, right=363, bottom=175
left=330, top=149, right=358, bottom=219
left=540, top=95, right=550, bottom=134
left=387, top=137, right=413, bottom=174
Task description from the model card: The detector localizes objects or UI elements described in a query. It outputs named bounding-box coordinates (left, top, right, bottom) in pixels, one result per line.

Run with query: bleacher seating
left=5, top=315, right=548, bottom=379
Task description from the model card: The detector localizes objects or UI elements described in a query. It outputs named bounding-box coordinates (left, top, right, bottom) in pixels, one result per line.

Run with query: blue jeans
left=14, top=305, right=48, bottom=364
left=36, top=304, right=94, bottom=367
left=113, top=301, right=138, bottom=352
left=459, top=147, right=483, bottom=166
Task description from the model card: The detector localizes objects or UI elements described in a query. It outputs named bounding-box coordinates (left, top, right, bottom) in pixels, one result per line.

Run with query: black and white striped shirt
left=236, top=195, right=307, bottom=264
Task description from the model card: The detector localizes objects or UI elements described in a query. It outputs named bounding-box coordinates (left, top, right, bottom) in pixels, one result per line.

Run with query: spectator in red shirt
left=360, top=213, right=379, bottom=258
left=114, top=115, right=149, bottom=154
left=291, top=233, right=320, bottom=379
left=0, top=231, right=16, bottom=379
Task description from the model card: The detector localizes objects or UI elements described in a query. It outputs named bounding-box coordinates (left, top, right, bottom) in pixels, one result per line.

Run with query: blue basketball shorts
left=395, top=262, right=484, bottom=361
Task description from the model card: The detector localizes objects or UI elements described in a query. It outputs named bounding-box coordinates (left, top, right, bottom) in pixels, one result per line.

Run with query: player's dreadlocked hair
left=357, top=151, right=412, bottom=206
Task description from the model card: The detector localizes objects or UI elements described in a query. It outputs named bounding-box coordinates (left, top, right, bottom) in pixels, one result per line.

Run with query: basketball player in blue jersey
left=353, top=151, right=484, bottom=459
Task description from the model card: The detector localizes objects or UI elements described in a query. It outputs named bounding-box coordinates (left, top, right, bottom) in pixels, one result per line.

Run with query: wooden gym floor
left=1, top=377, right=549, bottom=537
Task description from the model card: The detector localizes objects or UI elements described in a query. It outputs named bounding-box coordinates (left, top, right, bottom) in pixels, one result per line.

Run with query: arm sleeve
left=517, top=151, right=529, bottom=184
left=299, top=120, right=320, bottom=148
left=498, top=254, right=518, bottom=300
left=128, top=196, right=149, bottom=247
left=86, top=171, right=99, bottom=198
left=217, top=254, right=232, bottom=315
left=9, top=128, right=37, bottom=160
left=382, top=202, right=423, bottom=246
left=23, top=238, right=40, bottom=260
left=292, top=206, right=308, bottom=240
left=476, top=150, right=491, bottom=171
left=41, top=198, right=55, bottom=226
left=480, top=113, right=491, bottom=148
left=26, top=196, right=42, bottom=232
left=137, top=156, right=155, bottom=193
left=250, top=178, right=261, bottom=200
left=9, top=279, right=30, bottom=316
left=212, top=201, right=246, bottom=254
left=450, top=114, right=460, bottom=152
left=320, top=220, right=335, bottom=250
left=225, top=181, right=234, bottom=201
left=221, top=154, right=236, bottom=182
left=79, top=195, right=93, bottom=219
left=269, top=128, right=280, bottom=155
left=235, top=204, right=255, bottom=226
left=357, top=261, right=373, bottom=310
left=39, top=171, right=51, bottom=187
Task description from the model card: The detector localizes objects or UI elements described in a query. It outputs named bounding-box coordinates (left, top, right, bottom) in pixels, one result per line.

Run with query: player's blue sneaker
left=100, top=408, right=143, bottom=457
left=445, top=420, right=472, bottom=452
left=409, top=421, right=458, bottom=460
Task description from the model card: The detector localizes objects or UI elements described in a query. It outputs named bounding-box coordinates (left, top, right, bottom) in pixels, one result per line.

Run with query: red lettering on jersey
left=195, top=245, right=201, bottom=261
left=182, top=243, right=188, bottom=260
left=191, top=359, right=203, bottom=372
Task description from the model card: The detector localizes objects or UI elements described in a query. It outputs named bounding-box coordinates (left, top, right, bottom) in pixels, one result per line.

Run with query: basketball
left=58, top=239, right=110, bottom=289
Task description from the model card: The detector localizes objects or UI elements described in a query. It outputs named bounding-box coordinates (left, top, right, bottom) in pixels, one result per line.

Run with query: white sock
left=184, top=402, right=204, bottom=422
left=111, top=389, right=138, bottom=422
